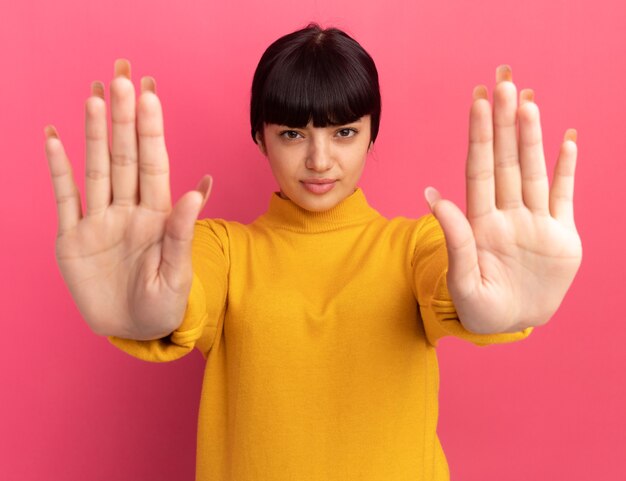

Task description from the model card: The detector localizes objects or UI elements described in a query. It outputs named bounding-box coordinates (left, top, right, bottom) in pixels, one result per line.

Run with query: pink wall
left=2, top=0, right=624, bottom=479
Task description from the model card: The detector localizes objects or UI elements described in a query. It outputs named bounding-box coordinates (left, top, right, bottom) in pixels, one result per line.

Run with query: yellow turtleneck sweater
left=109, top=188, right=532, bottom=481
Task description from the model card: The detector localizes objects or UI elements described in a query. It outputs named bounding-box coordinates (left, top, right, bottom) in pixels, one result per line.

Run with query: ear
left=255, top=131, right=267, bottom=156
left=368, top=141, right=374, bottom=152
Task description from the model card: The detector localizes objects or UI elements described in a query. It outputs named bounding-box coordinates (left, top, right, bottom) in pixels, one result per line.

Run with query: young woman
left=44, top=24, right=582, bottom=481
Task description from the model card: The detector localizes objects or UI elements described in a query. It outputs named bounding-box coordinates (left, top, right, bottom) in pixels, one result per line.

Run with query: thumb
left=159, top=175, right=213, bottom=292
left=423, top=186, right=480, bottom=301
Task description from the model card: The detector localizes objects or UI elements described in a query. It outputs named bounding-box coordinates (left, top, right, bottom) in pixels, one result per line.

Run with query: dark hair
left=250, top=23, right=381, bottom=144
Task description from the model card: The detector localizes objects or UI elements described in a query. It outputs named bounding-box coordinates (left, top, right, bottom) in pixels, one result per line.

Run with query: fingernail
left=520, top=88, right=535, bottom=103
left=424, top=186, right=441, bottom=209
left=496, top=64, right=513, bottom=83
left=564, top=129, right=577, bottom=143
left=197, top=175, right=213, bottom=201
left=114, top=59, right=131, bottom=79
left=44, top=125, right=59, bottom=139
left=91, top=81, right=105, bottom=99
left=141, top=76, right=157, bottom=93
left=472, top=85, right=488, bottom=101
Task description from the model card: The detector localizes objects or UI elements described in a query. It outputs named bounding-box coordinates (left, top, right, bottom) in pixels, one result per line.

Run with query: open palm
left=45, top=60, right=212, bottom=339
left=425, top=65, right=582, bottom=334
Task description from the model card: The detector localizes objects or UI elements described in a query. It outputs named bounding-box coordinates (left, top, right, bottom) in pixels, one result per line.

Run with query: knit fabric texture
left=109, top=188, right=532, bottom=481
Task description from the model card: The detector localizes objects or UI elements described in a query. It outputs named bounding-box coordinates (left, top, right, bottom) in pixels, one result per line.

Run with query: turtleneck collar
left=257, top=188, right=380, bottom=233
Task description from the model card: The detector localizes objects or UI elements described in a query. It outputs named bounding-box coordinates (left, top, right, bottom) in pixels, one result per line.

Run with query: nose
left=305, top=136, right=333, bottom=172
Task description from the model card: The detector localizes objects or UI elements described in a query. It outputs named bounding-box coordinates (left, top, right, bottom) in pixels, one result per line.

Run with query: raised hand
left=45, top=59, right=212, bottom=340
left=424, top=65, right=582, bottom=334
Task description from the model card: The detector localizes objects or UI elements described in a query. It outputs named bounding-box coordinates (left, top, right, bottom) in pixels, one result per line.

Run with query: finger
left=159, top=176, right=213, bottom=290
left=550, top=129, right=578, bottom=227
left=466, top=85, right=495, bottom=219
left=110, top=59, right=138, bottom=206
left=44, top=126, right=83, bottom=234
left=427, top=190, right=481, bottom=302
left=85, top=81, right=111, bottom=216
left=137, top=77, right=172, bottom=213
left=518, top=89, right=549, bottom=214
left=493, top=65, right=523, bottom=210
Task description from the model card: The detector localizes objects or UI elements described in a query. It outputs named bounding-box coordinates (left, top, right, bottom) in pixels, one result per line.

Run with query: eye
left=279, top=130, right=303, bottom=140
left=336, top=128, right=358, bottom=138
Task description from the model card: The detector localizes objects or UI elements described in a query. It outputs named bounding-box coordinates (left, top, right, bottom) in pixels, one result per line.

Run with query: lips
left=301, top=179, right=337, bottom=194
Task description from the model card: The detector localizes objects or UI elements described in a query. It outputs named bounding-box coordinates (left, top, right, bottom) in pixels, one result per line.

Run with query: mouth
left=300, top=179, right=337, bottom=194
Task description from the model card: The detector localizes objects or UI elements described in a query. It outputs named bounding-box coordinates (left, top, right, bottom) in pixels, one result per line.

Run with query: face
left=256, top=115, right=372, bottom=212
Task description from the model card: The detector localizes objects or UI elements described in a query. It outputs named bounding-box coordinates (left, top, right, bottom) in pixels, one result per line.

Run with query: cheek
left=267, top=155, right=295, bottom=182
left=348, top=150, right=368, bottom=173
left=268, top=145, right=305, bottom=172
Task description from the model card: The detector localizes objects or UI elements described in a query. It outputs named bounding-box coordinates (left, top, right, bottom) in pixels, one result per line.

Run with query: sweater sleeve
left=411, top=214, right=533, bottom=348
left=107, top=219, right=229, bottom=362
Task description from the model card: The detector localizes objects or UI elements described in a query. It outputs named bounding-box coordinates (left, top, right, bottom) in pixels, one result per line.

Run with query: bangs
left=259, top=48, right=377, bottom=129
left=250, top=24, right=381, bottom=143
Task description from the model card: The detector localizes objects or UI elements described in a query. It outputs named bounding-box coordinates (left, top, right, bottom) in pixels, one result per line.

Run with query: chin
left=295, top=192, right=346, bottom=212
left=300, top=201, right=336, bottom=212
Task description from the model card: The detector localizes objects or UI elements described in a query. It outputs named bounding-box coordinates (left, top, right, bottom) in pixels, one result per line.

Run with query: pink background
left=2, top=0, right=625, bottom=479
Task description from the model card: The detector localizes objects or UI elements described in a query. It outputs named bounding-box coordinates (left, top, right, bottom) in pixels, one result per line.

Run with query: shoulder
left=193, top=218, right=240, bottom=249
left=379, top=214, right=448, bottom=267
left=349, top=213, right=440, bottom=262
left=194, top=216, right=273, bottom=248
left=384, top=213, right=442, bottom=240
